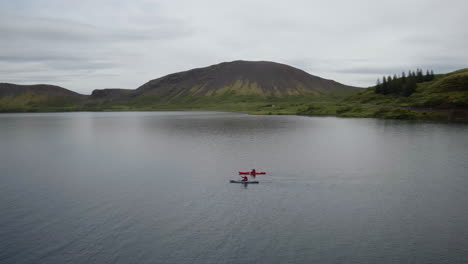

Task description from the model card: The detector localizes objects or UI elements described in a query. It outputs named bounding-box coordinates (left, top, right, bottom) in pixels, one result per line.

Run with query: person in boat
left=241, top=175, right=249, bottom=182
left=250, top=169, right=257, bottom=179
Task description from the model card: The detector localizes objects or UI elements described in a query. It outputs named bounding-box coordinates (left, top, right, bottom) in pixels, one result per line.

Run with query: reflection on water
left=1, top=111, right=468, bottom=264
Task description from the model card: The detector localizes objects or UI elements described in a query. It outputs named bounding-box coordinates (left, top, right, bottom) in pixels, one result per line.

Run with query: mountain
left=0, top=61, right=358, bottom=108
left=134, top=60, right=358, bottom=99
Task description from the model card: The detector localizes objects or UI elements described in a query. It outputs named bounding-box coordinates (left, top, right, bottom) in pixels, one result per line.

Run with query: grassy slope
left=78, top=93, right=329, bottom=114
left=0, top=91, right=84, bottom=112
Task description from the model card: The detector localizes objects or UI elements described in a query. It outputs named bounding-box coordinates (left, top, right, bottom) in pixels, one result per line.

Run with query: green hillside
left=344, top=69, right=468, bottom=107
left=295, top=69, right=468, bottom=121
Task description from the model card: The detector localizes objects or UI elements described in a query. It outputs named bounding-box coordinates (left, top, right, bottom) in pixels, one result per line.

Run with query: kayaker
left=250, top=169, right=256, bottom=178
left=241, top=175, right=248, bottom=182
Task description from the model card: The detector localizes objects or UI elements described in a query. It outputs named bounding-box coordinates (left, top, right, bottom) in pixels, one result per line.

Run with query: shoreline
left=1, top=107, right=467, bottom=123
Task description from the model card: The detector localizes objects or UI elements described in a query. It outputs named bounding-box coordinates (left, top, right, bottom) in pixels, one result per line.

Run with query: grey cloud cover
left=0, top=0, right=467, bottom=94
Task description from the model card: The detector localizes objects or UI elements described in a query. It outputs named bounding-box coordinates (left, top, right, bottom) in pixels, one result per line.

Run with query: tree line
left=375, top=69, right=435, bottom=96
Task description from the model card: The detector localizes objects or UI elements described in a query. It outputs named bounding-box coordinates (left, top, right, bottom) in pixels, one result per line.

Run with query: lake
left=1, top=111, right=468, bottom=264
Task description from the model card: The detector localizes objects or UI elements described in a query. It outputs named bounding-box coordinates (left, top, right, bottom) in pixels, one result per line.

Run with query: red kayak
left=239, top=171, right=266, bottom=175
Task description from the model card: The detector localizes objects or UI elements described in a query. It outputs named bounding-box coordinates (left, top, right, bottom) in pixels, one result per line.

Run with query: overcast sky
left=1, top=0, right=467, bottom=94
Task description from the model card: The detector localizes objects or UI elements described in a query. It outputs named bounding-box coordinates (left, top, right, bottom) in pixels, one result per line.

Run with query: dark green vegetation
left=375, top=69, right=435, bottom=96
left=1, top=61, right=467, bottom=121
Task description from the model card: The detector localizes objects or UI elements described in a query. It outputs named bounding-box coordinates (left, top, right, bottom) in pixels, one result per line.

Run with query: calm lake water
left=1, top=111, right=468, bottom=264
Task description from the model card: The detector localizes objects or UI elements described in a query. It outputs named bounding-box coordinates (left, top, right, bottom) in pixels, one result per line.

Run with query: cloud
left=0, top=13, right=192, bottom=44
left=0, top=0, right=467, bottom=92
left=0, top=11, right=193, bottom=92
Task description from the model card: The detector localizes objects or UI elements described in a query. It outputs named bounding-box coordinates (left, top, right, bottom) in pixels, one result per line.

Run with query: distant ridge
left=0, top=83, right=83, bottom=98
left=0, top=83, right=85, bottom=112
left=90, top=88, right=133, bottom=100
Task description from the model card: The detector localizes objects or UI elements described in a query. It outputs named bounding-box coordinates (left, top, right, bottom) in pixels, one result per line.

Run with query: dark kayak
left=230, top=180, right=259, bottom=184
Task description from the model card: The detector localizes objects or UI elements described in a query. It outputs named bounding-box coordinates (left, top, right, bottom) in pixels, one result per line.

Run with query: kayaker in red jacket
left=241, top=175, right=248, bottom=182
left=250, top=169, right=256, bottom=178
